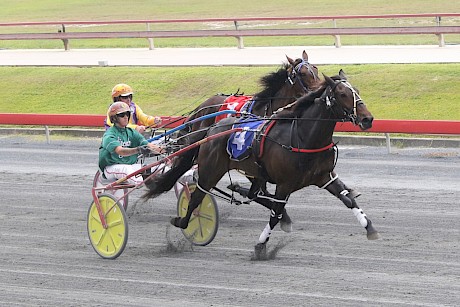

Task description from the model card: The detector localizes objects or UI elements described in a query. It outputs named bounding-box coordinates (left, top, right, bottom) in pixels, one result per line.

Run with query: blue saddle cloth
left=227, top=119, right=264, bottom=161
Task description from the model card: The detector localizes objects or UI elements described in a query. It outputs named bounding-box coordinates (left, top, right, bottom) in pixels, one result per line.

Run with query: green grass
left=0, top=0, right=459, bottom=49
left=1, top=0, right=458, bottom=21
left=1, top=64, right=459, bottom=120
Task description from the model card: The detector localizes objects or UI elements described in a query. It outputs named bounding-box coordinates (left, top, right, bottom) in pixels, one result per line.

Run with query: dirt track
left=0, top=135, right=459, bottom=306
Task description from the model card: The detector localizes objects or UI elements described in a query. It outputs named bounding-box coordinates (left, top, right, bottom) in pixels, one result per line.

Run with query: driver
left=99, top=101, right=164, bottom=185
left=104, top=83, right=162, bottom=133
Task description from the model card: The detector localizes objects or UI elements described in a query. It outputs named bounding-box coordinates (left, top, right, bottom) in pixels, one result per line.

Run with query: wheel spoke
left=197, top=213, right=215, bottom=221
left=95, top=228, right=107, bottom=246
left=107, top=218, right=124, bottom=228
left=109, top=231, right=118, bottom=250
left=197, top=214, right=204, bottom=237
left=90, top=211, right=102, bottom=224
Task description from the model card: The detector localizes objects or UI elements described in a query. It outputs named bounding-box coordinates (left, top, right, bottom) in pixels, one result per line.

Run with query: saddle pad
left=215, top=95, right=253, bottom=123
left=227, top=119, right=264, bottom=161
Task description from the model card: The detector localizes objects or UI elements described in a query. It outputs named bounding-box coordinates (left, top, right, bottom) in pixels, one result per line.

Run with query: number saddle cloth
left=215, top=94, right=254, bottom=122
left=226, top=117, right=265, bottom=161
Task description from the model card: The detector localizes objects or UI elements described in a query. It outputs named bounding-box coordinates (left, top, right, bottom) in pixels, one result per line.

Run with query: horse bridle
left=287, top=59, right=319, bottom=93
left=324, top=79, right=364, bottom=124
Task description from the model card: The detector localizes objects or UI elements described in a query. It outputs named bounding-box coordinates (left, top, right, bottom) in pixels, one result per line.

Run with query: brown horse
left=146, top=51, right=321, bottom=230
left=151, top=70, right=379, bottom=255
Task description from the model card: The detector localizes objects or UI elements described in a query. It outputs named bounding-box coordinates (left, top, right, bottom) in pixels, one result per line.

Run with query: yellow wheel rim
left=177, top=184, right=218, bottom=246
left=87, top=194, right=128, bottom=259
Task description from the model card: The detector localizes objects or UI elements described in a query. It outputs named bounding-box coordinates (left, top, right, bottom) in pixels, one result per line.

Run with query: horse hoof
left=280, top=221, right=292, bottom=233
left=367, top=231, right=381, bottom=240
left=349, top=189, right=361, bottom=199
left=170, top=217, right=179, bottom=227
left=254, top=243, right=267, bottom=260
left=365, top=219, right=380, bottom=240
left=170, top=217, right=187, bottom=229
left=280, top=211, right=292, bottom=233
left=227, top=182, right=249, bottom=198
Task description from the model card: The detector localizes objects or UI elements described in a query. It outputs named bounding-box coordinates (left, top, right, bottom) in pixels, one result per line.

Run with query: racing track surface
left=0, top=135, right=459, bottom=306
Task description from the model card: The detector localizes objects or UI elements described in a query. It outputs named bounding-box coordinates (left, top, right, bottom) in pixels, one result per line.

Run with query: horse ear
left=302, top=50, right=309, bottom=61
left=323, top=74, right=335, bottom=87
left=286, top=55, right=295, bottom=65
left=339, top=69, right=347, bottom=80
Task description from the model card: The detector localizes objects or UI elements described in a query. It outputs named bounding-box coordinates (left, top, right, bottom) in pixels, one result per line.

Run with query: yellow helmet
left=108, top=101, right=130, bottom=118
left=111, top=83, right=133, bottom=99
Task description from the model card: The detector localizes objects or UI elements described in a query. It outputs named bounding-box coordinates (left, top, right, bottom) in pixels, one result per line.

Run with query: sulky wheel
left=92, top=170, right=129, bottom=211
left=87, top=194, right=128, bottom=259
left=176, top=183, right=218, bottom=246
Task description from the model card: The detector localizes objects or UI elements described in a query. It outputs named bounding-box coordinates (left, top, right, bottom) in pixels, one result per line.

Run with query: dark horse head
left=250, top=50, right=320, bottom=115
left=322, top=69, right=373, bottom=130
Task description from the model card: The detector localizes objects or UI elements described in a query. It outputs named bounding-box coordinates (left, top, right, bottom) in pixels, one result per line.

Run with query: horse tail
left=143, top=128, right=207, bottom=199
left=143, top=147, right=198, bottom=199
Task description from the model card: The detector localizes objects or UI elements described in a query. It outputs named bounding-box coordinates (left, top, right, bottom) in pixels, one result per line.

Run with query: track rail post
left=234, top=20, right=244, bottom=49
left=385, top=133, right=391, bottom=153
left=146, top=22, right=154, bottom=50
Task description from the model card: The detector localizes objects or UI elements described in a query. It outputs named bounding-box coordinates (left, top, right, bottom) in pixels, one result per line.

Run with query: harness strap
left=257, top=120, right=276, bottom=158
left=289, top=142, right=335, bottom=153
left=320, top=172, right=339, bottom=189
left=257, top=191, right=288, bottom=204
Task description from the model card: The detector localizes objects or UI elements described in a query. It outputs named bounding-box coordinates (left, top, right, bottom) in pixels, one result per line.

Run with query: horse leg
left=322, top=173, right=380, bottom=240
left=257, top=189, right=289, bottom=244
left=228, top=179, right=292, bottom=232
left=254, top=188, right=290, bottom=257
left=171, top=135, right=229, bottom=230
left=170, top=186, right=206, bottom=229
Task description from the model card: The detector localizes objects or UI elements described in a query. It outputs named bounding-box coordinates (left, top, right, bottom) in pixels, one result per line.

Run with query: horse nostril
left=359, top=116, right=373, bottom=129
left=364, top=116, right=373, bottom=124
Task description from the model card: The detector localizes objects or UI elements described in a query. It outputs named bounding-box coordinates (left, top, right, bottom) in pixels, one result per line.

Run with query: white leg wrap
left=352, top=208, right=368, bottom=228
left=258, top=223, right=272, bottom=244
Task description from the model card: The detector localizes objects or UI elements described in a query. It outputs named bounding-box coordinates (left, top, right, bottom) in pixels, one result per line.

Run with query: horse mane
left=277, top=73, right=345, bottom=118
left=251, top=63, right=290, bottom=105
left=274, top=82, right=327, bottom=119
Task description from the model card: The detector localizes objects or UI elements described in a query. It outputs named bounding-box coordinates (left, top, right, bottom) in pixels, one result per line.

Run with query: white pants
left=104, top=163, right=144, bottom=185
left=103, top=163, right=169, bottom=186
left=103, top=163, right=195, bottom=199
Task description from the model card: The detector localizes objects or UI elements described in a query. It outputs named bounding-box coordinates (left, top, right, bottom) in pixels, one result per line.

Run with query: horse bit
left=325, top=79, right=364, bottom=124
